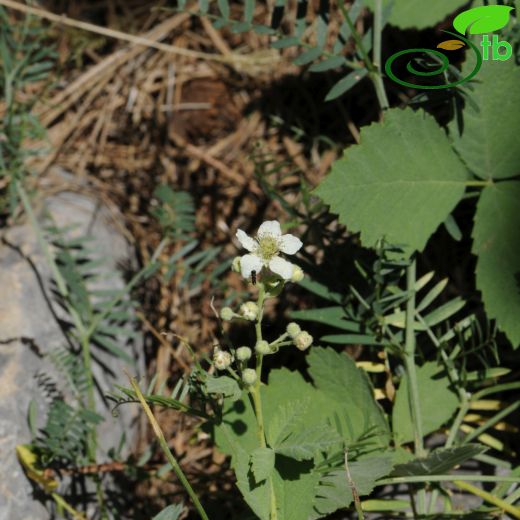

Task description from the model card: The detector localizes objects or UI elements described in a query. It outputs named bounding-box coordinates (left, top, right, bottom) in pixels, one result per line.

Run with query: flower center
left=257, top=234, right=280, bottom=261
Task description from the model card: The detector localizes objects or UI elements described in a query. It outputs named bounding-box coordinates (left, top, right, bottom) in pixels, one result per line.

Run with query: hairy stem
left=249, top=283, right=278, bottom=520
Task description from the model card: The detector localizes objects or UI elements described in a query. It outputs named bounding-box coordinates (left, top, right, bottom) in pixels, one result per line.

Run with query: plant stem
left=372, top=0, right=389, bottom=111
left=129, top=375, right=209, bottom=520
left=453, top=480, right=520, bottom=519
left=338, top=0, right=389, bottom=112
left=403, top=259, right=426, bottom=515
left=249, top=283, right=278, bottom=520
left=378, top=475, right=520, bottom=485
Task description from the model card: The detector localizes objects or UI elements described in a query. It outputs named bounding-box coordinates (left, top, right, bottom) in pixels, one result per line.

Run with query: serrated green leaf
left=315, top=108, right=468, bottom=257
left=392, top=444, right=487, bottom=476
left=307, top=348, right=390, bottom=447
left=273, top=457, right=320, bottom=520
left=205, top=376, right=242, bottom=401
left=275, top=425, right=341, bottom=461
left=450, top=59, right=520, bottom=180
left=392, top=362, right=459, bottom=444
left=233, top=442, right=270, bottom=520
left=250, top=447, right=275, bottom=483
left=324, top=68, right=368, bottom=101
left=453, top=5, right=513, bottom=35
left=311, top=454, right=394, bottom=518
left=267, top=400, right=308, bottom=447
left=364, top=0, right=468, bottom=29
left=473, top=182, right=520, bottom=347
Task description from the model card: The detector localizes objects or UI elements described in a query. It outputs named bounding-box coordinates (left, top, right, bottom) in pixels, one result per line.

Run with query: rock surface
left=0, top=183, right=144, bottom=520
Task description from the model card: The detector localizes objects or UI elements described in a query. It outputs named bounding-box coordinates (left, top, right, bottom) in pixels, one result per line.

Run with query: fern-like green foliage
left=0, top=7, right=55, bottom=214
left=46, top=223, right=139, bottom=363
left=151, top=185, right=241, bottom=302
left=46, top=347, right=90, bottom=402
left=35, top=400, right=103, bottom=466
left=151, top=185, right=196, bottom=241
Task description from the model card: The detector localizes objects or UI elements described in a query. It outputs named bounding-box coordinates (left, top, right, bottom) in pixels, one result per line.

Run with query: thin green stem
left=338, top=0, right=388, bottom=111
left=249, top=283, right=278, bottom=520
left=372, top=0, right=389, bottom=110
left=17, top=183, right=68, bottom=298
left=403, top=259, right=426, bottom=515
left=129, top=375, right=209, bottom=520
left=453, top=480, right=520, bottom=519
left=378, top=475, right=520, bottom=485
left=404, top=260, right=424, bottom=455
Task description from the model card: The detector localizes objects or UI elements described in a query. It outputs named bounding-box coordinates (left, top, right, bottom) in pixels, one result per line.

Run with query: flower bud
left=240, top=301, right=259, bottom=321
left=242, top=368, right=257, bottom=386
left=231, top=256, right=242, bottom=273
left=291, top=265, right=304, bottom=282
left=294, top=331, right=313, bottom=351
left=236, top=346, right=252, bottom=361
left=220, top=306, right=235, bottom=321
left=255, top=340, right=270, bottom=355
left=213, top=349, right=233, bottom=370
left=286, top=322, right=301, bottom=339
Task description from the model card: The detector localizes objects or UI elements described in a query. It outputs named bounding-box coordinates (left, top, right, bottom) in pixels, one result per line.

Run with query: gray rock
left=0, top=182, right=144, bottom=520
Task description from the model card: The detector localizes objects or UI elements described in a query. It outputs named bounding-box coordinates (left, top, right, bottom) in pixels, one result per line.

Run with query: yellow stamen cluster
left=257, top=235, right=279, bottom=260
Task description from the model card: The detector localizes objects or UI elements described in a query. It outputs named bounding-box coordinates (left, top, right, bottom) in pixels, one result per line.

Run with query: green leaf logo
left=453, top=5, right=514, bottom=35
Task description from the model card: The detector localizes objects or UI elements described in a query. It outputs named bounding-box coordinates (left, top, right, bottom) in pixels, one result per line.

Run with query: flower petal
left=236, top=229, right=256, bottom=252
left=240, top=254, right=263, bottom=278
left=258, top=220, right=281, bottom=237
left=279, top=234, right=303, bottom=255
left=269, top=256, right=295, bottom=280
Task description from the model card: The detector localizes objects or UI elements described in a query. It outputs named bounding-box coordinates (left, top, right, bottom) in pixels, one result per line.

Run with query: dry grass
left=2, top=1, right=377, bottom=514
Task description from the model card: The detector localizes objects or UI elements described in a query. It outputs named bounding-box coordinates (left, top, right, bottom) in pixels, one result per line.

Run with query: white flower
left=235, top=220, right=302, bottom=281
